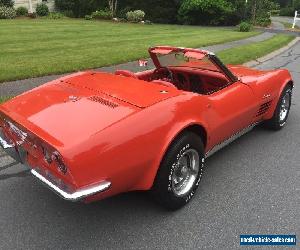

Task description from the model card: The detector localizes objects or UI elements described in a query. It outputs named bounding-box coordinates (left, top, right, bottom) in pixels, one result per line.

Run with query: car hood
left=0, top=72, right=180, bottom=149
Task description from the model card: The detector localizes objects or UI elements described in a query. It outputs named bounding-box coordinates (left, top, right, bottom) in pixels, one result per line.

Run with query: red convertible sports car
left=0, top=46, right=293, bottom=209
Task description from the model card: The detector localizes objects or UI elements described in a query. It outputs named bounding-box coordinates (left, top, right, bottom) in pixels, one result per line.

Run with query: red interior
left=116, top=67, right=229, bottom=95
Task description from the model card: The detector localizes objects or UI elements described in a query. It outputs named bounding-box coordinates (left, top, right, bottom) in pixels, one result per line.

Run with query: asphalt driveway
left=0, top=42, right=299, bottom=249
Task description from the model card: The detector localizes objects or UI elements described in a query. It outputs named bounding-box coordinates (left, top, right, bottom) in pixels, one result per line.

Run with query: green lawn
left=217, top=34, right=294, bottom=65
left=0, top=19, right=260, bottom=83
left=280, top=22, right=300, bottom=30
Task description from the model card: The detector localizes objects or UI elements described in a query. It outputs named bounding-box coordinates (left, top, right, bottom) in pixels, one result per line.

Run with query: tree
left=0, top=0, right=14, bottom=7
left=108, top=0, right=117, bottom=17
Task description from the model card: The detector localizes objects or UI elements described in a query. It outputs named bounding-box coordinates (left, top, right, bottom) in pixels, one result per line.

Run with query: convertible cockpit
left=115, top=46, right=238, bottom=95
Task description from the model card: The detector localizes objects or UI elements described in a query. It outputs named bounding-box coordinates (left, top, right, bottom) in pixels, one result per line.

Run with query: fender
left=138, top=120, right=209, bottom=190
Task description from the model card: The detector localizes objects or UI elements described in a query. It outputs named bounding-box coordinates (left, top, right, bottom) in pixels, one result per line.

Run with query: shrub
left=47, top=12, right=64, bottom=19
left=270, top=9, right=280, bottom=16
left=256, top=17, right=271, bottom=27
left=126, top=10, right=145, bottom=22
left=237, top=22, right=252, bottom=32
left=62, top=10, right=73, bottom=17
left=85, top=14, right=92, bottom=20
left=0, top=5, right=16, bottom=19
left=0, top=0, right=13, bottom=7
left=91, top=9, right=112, bottom=20
left=36, top=3, right=49, bottom=16
left=178, top=0, right=235, bottom=25
left=16, top=6, right=28, bottom=16
left=55, top=0, right=106, bottom=18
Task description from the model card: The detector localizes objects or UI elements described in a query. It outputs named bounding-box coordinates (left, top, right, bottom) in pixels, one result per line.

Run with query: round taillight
left=42, top=147, right=52, bottom=164
left=52, top=152, right=68, bottom=174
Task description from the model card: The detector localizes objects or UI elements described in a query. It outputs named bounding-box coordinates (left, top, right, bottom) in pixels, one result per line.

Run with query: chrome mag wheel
left=171, top=149, right=200, bottom=197
left=279, top=91, right=291, bottom=122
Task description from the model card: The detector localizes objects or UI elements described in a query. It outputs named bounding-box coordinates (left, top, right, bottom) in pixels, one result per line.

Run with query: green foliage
left=256, top=17, right=271, bottom=26
left=47, top=12, right=65, bottom=19
left=178, top=0, right=235, bottom=25
left=270, top=9, right=280, bottom=16
left=91, top=9, right=112, bottom=20
left=238, top=22, right=252, bottom=32
left=85, top=14, right=92, bottom=20
left=0, top=5, right=16, bottom=19
left=0, top=0, right=14, bottom=7
left=279, top=0, right=300, bottom=16
left=36, top=3, right=49, bottom=16
left=0, top=19, right=259, bottom=82
left=55, top=0, right=107, bottom=18
left=126, top=10, right=145, bottom=22
left=0, top=96, right=12, bottom=103
left=16, top=6, right=28, bottom=16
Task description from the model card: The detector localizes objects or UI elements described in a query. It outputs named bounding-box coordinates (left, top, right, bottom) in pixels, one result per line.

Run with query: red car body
left=0, top=46, right=293, bottom=203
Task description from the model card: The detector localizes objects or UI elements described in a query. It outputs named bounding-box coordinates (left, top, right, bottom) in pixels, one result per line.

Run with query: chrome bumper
left=0, top=130, right=111, bottom=202
left=31, top=170, right=111, bottom=202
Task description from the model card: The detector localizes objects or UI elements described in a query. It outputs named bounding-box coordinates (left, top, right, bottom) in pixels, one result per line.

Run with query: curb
left=243, top=37, right=300, bottom=67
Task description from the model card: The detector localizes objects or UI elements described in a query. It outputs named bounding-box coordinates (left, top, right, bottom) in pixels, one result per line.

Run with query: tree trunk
left=108, top=0, right=118, bottom=17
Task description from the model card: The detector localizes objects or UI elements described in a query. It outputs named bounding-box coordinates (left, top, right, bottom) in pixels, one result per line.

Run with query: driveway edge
left=243, top=37, right=300, bottom=67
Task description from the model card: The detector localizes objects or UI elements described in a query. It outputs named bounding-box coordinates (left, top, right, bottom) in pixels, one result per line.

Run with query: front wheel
left=151, top=132, right=205, bottom=210
left=264, top=85, right=292, bottom=130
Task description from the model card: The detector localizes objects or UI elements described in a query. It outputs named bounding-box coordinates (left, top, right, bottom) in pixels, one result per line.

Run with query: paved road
left=0, top=43, right=299, bottom=250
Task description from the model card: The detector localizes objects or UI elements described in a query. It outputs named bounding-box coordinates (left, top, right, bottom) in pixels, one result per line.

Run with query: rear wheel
left=264, top=85, right=292, bottom=130
left=152, top=132, right=205, bottom=210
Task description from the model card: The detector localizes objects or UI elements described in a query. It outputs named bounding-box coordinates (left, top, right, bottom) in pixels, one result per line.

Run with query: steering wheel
left=151, top=67, right=175, bottom=83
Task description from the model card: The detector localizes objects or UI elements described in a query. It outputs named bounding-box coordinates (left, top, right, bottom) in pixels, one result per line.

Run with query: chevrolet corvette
left=0, top=46, right=293, bottom=209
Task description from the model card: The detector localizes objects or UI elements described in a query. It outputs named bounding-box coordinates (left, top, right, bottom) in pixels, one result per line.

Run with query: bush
left=0, top=5, right=16, bottom=19
left=47, top=12, right=64, bottom=19
left=237, top=22, right=252, bottom=32
left=85, top=14, right=92, bottom=20
left=126, top=10, right=145, bottom=22
left=0, top=0, right=13, bottom=7
left=36, top=3, right=49, bottom=16
left=62, top=10, right=73, bottom=17
left=270, top=9, right=280, bottom=16
left=16, top=6, right=28, bottom=16
left=256, top=17, right=271, bottom=27
left=91, top=9, right=112, bottom=20
left=178, top=0, right=235, bottom=25
left=55, top=0, right=106, bottom=18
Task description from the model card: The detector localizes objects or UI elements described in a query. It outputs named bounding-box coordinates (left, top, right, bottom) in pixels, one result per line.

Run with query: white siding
left=14, top=0, right=55, bottom=12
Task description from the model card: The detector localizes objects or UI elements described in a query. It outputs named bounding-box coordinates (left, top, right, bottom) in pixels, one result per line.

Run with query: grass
left=0, top=19, right=261, bottom=83
left=280, top=22, right=300, bottom=30
left=0, top=96, right=12, bottom=103
left=0, top=33, right=295, bottom=102
left=217, top=34, right=295, bottom=65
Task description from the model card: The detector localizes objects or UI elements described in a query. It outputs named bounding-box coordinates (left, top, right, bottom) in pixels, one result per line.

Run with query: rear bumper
left=0, top=130, right=111, bottom=202
left=31, top=169, right=111, bottom=202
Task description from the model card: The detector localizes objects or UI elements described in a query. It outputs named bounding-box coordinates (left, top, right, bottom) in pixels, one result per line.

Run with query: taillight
left=51, top=152, right=68, bottom=174
left=42, top=147, right=52, bottom=164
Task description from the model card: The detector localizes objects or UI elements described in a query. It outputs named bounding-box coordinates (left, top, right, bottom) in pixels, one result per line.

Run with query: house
left=14, top=0, right=55, bottom=13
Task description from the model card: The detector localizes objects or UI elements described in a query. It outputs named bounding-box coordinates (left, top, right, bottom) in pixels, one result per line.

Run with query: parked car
left=0, top=46, right=293, bottom=209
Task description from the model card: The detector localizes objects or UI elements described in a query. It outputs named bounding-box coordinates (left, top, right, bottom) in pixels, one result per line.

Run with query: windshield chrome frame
left=149, top=46, right=238, bottom=83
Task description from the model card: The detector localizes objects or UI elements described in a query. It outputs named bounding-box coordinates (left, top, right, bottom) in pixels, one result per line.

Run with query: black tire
left=151, top=132, right=205, bottom=210
left=263, top=84, right=292, bottom=130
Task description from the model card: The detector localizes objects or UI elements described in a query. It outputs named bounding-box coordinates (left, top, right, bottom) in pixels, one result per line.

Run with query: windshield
left=156, top=51, right=221, bottom=72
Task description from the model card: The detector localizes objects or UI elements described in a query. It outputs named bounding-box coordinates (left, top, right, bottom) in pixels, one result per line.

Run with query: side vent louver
left=88, top=96, right=119, bottom=109
left=256, top=101, right=272, bottom=117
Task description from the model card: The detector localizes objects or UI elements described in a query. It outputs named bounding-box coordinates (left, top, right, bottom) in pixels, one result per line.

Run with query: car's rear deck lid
left=65, top=72, right=180, bottom=108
